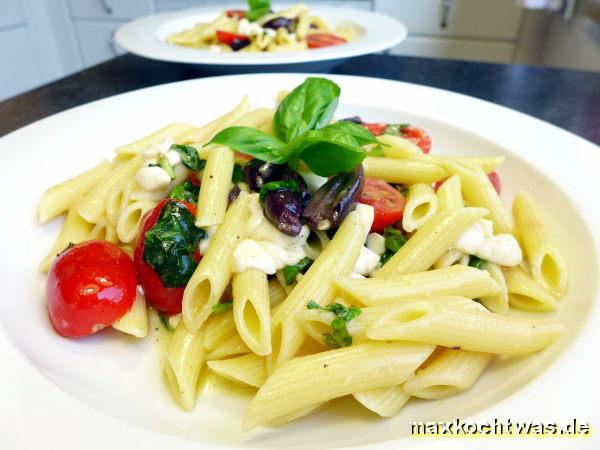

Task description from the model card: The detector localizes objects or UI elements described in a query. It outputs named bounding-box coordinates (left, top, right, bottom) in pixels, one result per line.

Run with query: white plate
left=1, top=74, right=599, bottom=450
left=115, top=4, right=406, bottom=71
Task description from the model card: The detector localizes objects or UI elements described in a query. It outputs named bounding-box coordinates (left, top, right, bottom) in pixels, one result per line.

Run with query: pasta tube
left=112, top=291, right=148, bottom=338
left=479, top=262, right=509, bottom=314
left=243, top=342, right=434, bottom=430
left=504, top=265, right=558, bottom=312
left=402, top=183, right=439, bottom=232
left=195, top=145, right=235, bottom=227
left=233, top=269, right=271, bottom=355
left=436, top=175, right=463, bottom=212
left=353, top=385, right=411, bottom=418
left=362, top=157, right=446, bottom=184
left=207, top=354, right=267, bottom=388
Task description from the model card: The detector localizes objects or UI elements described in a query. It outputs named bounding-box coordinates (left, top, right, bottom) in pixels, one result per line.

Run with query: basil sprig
left=143, top=201, right=206, bottom=287
left=380, top=226, right=407, bottom=265
left=283, top=257, right=313, bottom=285
left=468, top=255, right=487, bottom=270
left=307, top=301, right=361, bottom=348
left=208, top=78, right=380, bottom=177
left=170, top=144, right=206, bottom=171
left=212, top=301, right=233, bottom=315
left=246, top=0, right=270, bottom=21
left=169, top=180, right=199, bottom=204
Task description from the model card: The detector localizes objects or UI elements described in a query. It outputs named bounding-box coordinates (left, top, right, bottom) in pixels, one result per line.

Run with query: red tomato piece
left=226, top=9, right=246, bottom=19
left=306, top=33, right=346, bottom=49
left=135, top=199, right=198, bottom=315
left=358, top=178, right=407, bottom=232
left=216, top=30, right=250, bottom=50
left=47, top=240, right=136, bottom=338
left=487, top=171, right=501, bottom=195
left=235, top=151, right=253, bottom=162
left=187, top=172, right=201, bottom=187
left=433, top=179, right=446, bottom=192
left=361, top=123, right=388, bottom=136
left=399, top=125, right=431, bottom=154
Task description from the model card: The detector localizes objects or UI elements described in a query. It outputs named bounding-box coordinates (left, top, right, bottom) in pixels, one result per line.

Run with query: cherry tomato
left=433, top=179, right=446, bottom=192
left=226, top=9, right=246, bottom=19
left=216, top=30, right=250, bottom=51
left=358, top=178, right=407, bottom=232
left=46, top=240, right=136, bottom=338
left=361, top=123, right=388, bottom=136
left=187, top=172, right=201, bottom=187
left=135, top=199, right=199, bottom=315
left=306, top=33, right=346, bottom=49
left=398, top=125, right=431, bottom=154
left=487, top=171, right=501, bottom=195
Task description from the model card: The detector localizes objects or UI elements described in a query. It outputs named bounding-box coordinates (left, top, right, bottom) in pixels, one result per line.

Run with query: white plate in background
left=0, top=74, right=598, bottom=449
left=115, top=5, right=406, bottom=71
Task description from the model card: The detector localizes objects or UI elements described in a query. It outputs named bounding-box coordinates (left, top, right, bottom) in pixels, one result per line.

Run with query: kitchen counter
left=0, top=54, right=599, bottom=144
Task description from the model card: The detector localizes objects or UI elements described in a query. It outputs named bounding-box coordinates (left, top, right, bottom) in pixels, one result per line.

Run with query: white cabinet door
left=75, top=21, right=125, bottom=67
left=375, top=0, right=522, bottom=40
left=0, top=0, right=25, bottom=29
left=391, top=36, right=514, bottom=63
left=68, top=0, right=154, bottom=20
left=0, top=27, right=43, bottom=100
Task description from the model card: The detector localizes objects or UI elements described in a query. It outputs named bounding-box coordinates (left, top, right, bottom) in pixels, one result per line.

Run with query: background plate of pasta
left=1, top=73, right=599, bottom=450
left=115, top=2, right=406, bottom=70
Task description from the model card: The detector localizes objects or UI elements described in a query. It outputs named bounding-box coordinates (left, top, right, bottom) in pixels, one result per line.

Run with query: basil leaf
left=283, top=257, right=313, bottom=284
left=170, top=144, right=205, bottom=171
left=159, top=313, right=176, bottom=331
left=212, top=301, right=233, bottom=314
left=157, top=154, right=175, bottom=180
left=246, top=6, right=269, bottom=21
left=259, top=179, right=299, bottom=202
left=169, top=180, right=199, bottom=204
left=232, top=163, right=244, bottom=183
left=381, top=226, right=406, bottom=265
left=383, top=123, right=410, bottom=136
left=209, top=126, right=287, bottom=163
left=143, top=201, right=206, bottom=287
left=306, top=301, right=361, bottom=348
left=274, top=77, right=340, bottom=143
left=468, top=255, right=487, bottom=270
left=327, top=121, right=379, bottom=146
left=285, top=125, right=367, bottom=177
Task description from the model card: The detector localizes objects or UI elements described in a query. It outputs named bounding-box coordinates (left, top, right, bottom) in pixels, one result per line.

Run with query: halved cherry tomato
left=487, top=171, right=501, bottom=195
left=226, top=9, right=246, bottom=19
left=361, top=123, right=388, bottom=136
left=187, top=172, right=201, bottom=187
left=358, top=178, right=407, bottom=232
left=135, top=199, right=199, bottom=314
left=47, top=240, right=136, bottom=338
left=216, top=30, right=250, bottom=51
left=399, top=125, right=431, bottom=154
left=306, top=33, right=346, bottom=49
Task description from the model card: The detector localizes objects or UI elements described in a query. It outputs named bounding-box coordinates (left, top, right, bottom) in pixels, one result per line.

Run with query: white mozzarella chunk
left=366, top=232, right=386, bottom=256
left=135, top=166, right=171, bottom=191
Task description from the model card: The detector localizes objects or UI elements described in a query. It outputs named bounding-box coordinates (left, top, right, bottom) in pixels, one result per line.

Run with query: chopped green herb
left=232, top=163, right=244, bottom=183
left=259, top=179, right=299, bottom=202
left=283, top=257, right=313, bottom=285
left=246, top=0, right=270, bottom=21
left=468, top=255, right=487, bottom=270
left=158, top=313, right=176, bottom=332
left=305, top=301, right=361, bottom=348
left=383, top=123, right=409, bottom=136
left=212, top=301, right=233, bottom=314
left=169, top=180, right=199, bottom=204
left=143, top=201, right=206, bottom=287
left=157, top=154, right=175, bottom=180
left=380, top=226, right=407, bottom=265
left=170, top=144, right=206, bottom=171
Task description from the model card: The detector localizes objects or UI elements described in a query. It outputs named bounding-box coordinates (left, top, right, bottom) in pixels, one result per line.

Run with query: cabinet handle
left=99, top=0, right=113, bottom=15
left=440, top=0, right=453, bottom=29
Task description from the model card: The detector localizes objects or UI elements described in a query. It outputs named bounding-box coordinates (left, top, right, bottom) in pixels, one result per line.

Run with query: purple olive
left=282, top=170, right=311, bottom=208
left=228, top=185, right=241, bottom=204
left=263, top=189, right=303, bottom=236
left=243, top=159, right=286, bottom=191
left=230, top=37, right=251, bottom=51
left=340, top=116, right=363, bottom=124
left=263, top=17, right=295, bottom=31
left=301, top=165, right=365, bottom=231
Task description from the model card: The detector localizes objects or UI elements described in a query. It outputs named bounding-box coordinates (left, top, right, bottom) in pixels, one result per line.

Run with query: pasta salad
left=167, top=1, right=356, bottom=52
left=39, top=77, right=567, bottom=430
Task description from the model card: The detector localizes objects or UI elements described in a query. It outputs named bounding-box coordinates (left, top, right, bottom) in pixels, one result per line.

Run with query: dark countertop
left=1, top=54, right=599, bottom=144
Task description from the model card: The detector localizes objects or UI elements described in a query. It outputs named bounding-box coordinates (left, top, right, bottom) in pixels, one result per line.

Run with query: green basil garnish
left=283, top=257, right=313, bottom=285
left=169, top=180, right=199, bottom=204
left=143, top=201, right=206, bottom=287
left=380, top=227, right=406, bottom=265
left=306, top=301, right=362, bottom=348
left=259, top=179, right=299, bottom=202
left=212, top=301, right=233, bottom=315
left=383, top=123, right=409, bottom=136
left=246, top=0, right=270, bottom=21
left=170, top=144, right=206, bottom=171
left=468, top=255, right=487, bottom=270
left=157, top=154, right=175, bottom=180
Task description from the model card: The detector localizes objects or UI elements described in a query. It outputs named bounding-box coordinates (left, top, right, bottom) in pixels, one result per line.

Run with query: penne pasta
left=479, top=262, right=509, bottom=314
left=367, top=301, right=564, bottom=354
left=375, top=207, right=488, bottom=278
left=112, top=292, right=148, bottom=338
left=195, top=145, right=235, bottom=227
left=402, top=183, right=439, bottom=232
left=244, top=342, right=434, bottom=430
left=206, top=333, right=250, bottom=360
left=362, top=157, right=446, bottom=184
left=115, top=123, right=198, bottom=155
left=403, top=347, right=492, bottom=399
left=203, top=310, right=237, bottom=351
left=37, top=160, right=111, bottom=224
left=233, top=269, right=271, bottom=355
left=513, top=191, right=568, bottom=297
left=183, top=193, right=250, bottom=332
left=334, top=265, right=500, bottom=306
left=436, top=175, right=463, bottom=212
left=353, top=385, right=411, bottom=418
left=207, top=354, right=267, bottom=388
left=504, top=265, right=558, bottom=312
